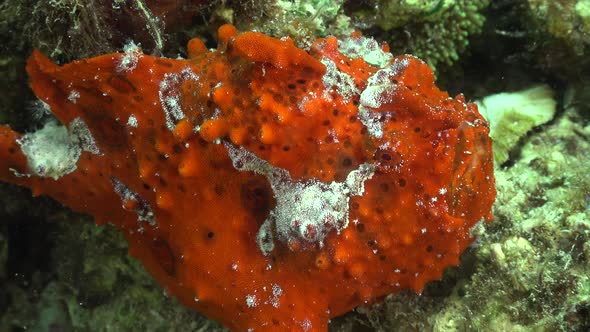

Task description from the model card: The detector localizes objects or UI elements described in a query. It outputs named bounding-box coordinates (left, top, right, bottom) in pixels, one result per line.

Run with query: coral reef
left=398, top=0, right=490, bottom=70
left=463, top=105, right=590, bottom=330
left=527, top=0, right=590, bottom=56
left=354, top=0, right=491, bottom=71
left=373, top=0, right=455, bottom=31
left=0, top=24, right=494, bottom=331
left=524, top=0, right=590, bottom=81
left=222, top=0, right=352, bottom=49
left=0, top=0, right=212, bottom=60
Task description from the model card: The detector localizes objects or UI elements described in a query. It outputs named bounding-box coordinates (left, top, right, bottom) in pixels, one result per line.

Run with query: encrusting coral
left=373, top=0, right=491, bottom=70
left=0, top=25, right=495, bottom=331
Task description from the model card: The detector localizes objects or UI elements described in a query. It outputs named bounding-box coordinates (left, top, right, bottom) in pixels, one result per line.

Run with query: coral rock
left=0, top=25, right=495, bottom=331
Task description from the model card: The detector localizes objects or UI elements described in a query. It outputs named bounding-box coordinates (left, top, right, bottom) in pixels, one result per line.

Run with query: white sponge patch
left=358, top=57, right=411, bottom=138
left=337, top=35, right=393, bottom=68
left=225, top=143, right=375, bottom=255
left=17, top=118, right=99, bottom=180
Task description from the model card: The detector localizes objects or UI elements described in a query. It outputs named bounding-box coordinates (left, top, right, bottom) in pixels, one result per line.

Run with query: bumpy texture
left=528, top=0, right=590, bottom=54
left=0, top=25, right=495, bottom=331
left=380, top=0, right=490, bottom=70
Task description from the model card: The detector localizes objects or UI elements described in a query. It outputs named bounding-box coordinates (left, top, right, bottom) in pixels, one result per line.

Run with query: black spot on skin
left=374, top=148, right=402, bottom=168
left=172, top=144, right=183, bottom=154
